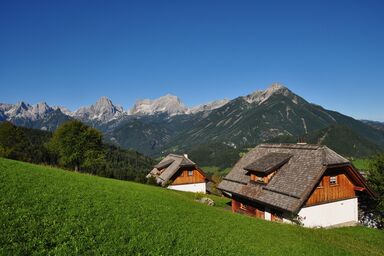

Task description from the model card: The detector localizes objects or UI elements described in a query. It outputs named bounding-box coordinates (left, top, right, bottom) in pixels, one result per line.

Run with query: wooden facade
left=305, top=168, right=357, bottom=206
left=171, top=168, right=206, bottom=185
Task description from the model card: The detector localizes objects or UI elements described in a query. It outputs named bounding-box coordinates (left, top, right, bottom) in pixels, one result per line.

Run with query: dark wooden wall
left=232, top=195, right=265, bottom=219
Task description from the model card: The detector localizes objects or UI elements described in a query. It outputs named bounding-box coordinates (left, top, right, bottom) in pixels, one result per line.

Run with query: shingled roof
left=147, top=154, right=199, bottom=186
left=218, top=143, right=372, bottom=213
left=244, top=152, right=292, bottom=175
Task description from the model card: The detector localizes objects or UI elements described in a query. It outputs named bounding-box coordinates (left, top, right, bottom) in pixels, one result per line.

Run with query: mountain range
left=1, top=83, right=383, bottom=165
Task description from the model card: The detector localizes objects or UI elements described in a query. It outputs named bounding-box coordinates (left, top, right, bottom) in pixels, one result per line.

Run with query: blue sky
left=0, top=0, right=383, bottom=121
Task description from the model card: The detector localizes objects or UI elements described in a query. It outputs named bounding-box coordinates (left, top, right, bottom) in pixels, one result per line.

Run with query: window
left=330, top=176, right=338, bottom=185
left=251, top=174, right=265, bottom=183
left=256, top=176, right=264, bottom=183
left=188, top=170, right=193, bottom=176
left=240, top=203, right=247, bottom=210
left=317, top=179, right=323, bottom=188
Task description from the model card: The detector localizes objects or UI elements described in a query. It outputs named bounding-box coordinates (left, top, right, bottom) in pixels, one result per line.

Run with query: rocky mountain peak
left=16, top=101, right=30, bottom=110
left=29, top=102, right=54, bottom=118
left=95, top=96, right=113, bottom=108
left=93, top=96, right=123, bottom=114
left=187, top=98, right=230, bottom=114
left=0, top=103, right=13, bottom=113
left=131, top=94, right=188, bottom=116
left=53, top=106, right=73, bottom=116
left=74, top=96, right=124, bottom=122
left=267, top=83, right=287, bottom=93
left=8, top=101, right=32, bottom=117
left=34, top=102, right=52, bottom=115
left=5, top=101, right=54, bottom=120
left=244, top=83, right=291, bottom=104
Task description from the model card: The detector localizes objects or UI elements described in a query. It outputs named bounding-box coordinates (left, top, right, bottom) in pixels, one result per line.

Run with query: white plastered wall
left=294, top=198, right=358, bottom=227
left=265, top=208, right=272, bottom=221
left=167, top=182, right=206, bottom=193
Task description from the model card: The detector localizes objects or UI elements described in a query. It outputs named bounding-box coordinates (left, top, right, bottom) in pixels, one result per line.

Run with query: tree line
left=0, top=121, right=155, bottom=183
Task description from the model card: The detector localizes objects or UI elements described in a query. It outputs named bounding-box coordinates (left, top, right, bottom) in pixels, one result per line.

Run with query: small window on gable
left=317, top=179, right=323, bottom=188
left=250, top=173, right=264, bottom=183
left=256, top=176, right=264, bottom=183
left=180, top=171, right=184, bottom=177
left=240, top=203, right=247, bottom=210
left=330, top=176, right=338, bottom=185
left=188, top=170, right=193, bottom=176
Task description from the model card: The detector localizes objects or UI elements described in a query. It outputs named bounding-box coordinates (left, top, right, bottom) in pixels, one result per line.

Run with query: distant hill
left=1, top=158, right=383, bottom=255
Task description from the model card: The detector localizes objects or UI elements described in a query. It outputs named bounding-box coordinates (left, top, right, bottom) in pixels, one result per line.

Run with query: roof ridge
left=168, top=153, right=184, bottom=158
left=258, top=143, right=320, bottom=150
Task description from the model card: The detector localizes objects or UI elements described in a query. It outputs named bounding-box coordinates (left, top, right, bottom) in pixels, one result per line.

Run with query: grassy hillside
left=1, top=158, right=383, bottom=255
left=353, top=158, right=375, bottom=171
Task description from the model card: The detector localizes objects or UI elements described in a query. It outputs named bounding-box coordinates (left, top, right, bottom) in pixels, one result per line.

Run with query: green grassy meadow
left=1, top=158, right=383, bottom=255
left=352, top=158, right=375, bottom=171
left=200, top=166, right=231, bottom=176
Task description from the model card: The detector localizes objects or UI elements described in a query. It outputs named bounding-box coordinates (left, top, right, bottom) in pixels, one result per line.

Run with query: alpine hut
left=218, top=143, right=374, bottom=227
left=147, top=154, right=208, bottom=193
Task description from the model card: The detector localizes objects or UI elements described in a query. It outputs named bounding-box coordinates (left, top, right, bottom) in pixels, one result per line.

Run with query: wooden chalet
left=218, top=143, right=375, bottom=227
left=147, top=154, right=208, bottom=193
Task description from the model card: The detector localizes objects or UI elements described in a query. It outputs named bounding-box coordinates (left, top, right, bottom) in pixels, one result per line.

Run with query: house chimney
left=183, top=154, right=188, bottom=159
left=297, top=137, right=307, bottom=145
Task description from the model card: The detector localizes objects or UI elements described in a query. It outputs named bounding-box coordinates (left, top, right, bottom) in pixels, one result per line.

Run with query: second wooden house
left=147, top=154, right=208, bottom=193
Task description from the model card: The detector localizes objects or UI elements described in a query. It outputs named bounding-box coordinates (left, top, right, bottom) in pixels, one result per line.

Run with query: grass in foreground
left=0, top=158, right=383, bottom=255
